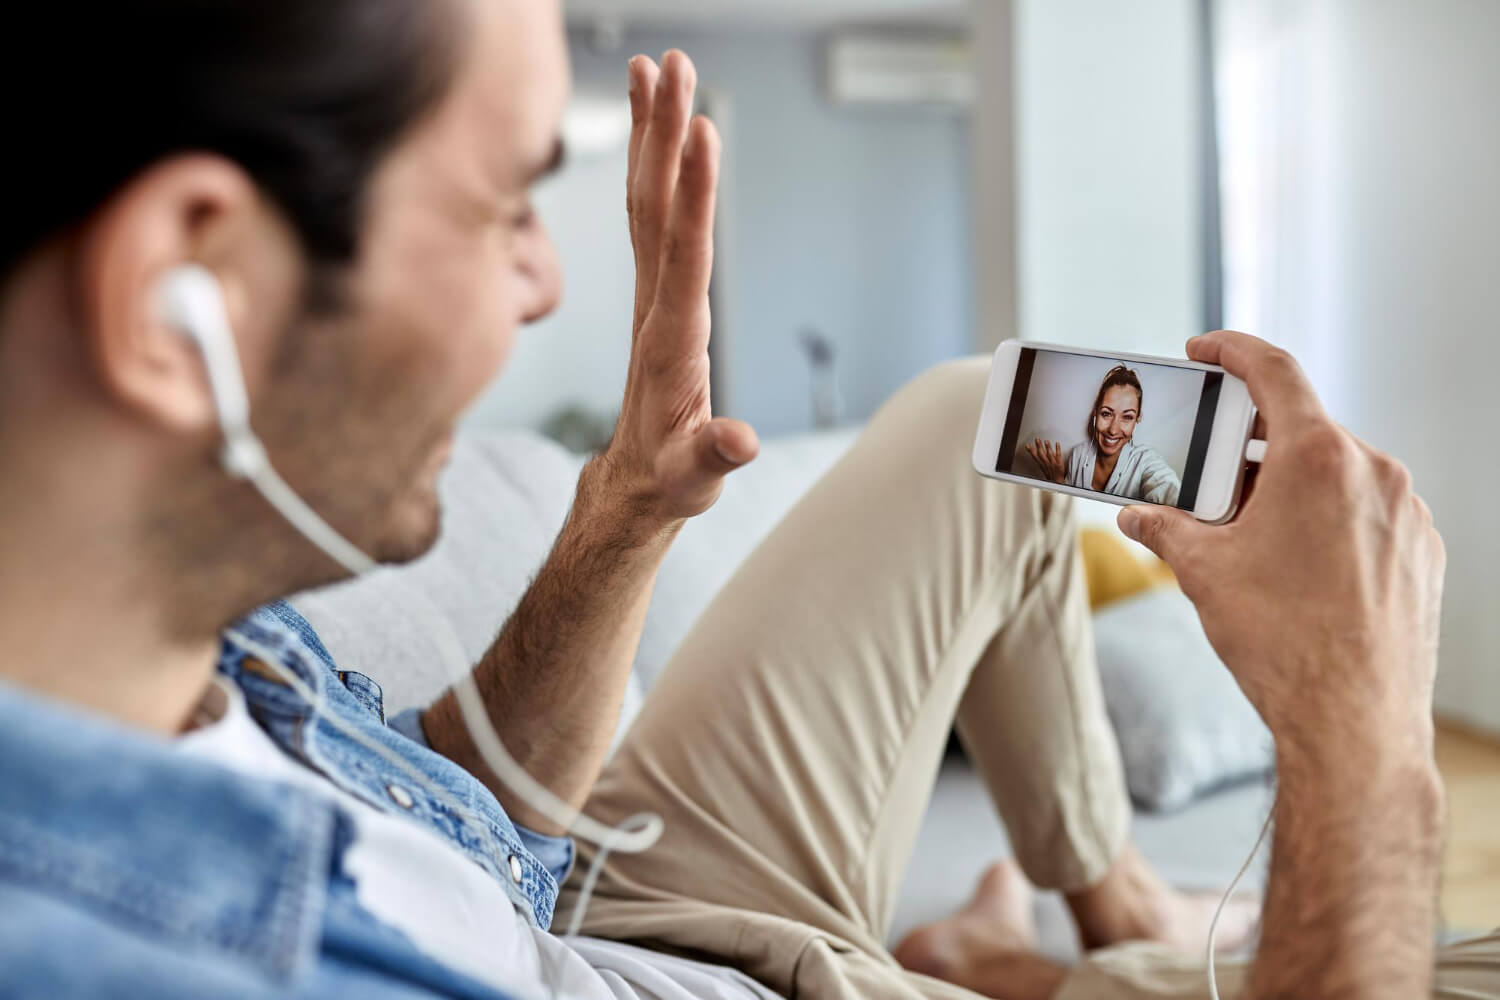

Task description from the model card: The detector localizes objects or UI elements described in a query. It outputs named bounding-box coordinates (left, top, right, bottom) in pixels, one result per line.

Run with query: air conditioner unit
left=826, top=35, right=975, bottom=108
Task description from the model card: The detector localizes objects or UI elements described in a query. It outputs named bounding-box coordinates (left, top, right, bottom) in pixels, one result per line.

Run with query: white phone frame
left=971, top=340, right=1257, bottom=524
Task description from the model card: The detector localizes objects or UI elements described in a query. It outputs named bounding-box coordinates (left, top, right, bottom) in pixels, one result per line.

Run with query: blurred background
left=462, top=0, right=1499, bottom=743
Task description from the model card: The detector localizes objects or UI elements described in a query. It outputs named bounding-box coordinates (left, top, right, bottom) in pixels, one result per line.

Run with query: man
left=0, top=2, right=1475, bottom=1000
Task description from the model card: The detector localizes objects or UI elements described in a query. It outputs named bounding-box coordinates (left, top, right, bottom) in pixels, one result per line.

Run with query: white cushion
left=1093, top=588, right=1274, bottom=811
left=292, top=431, right=598, bottom=718
left=292, top=429, right=858, bottom=746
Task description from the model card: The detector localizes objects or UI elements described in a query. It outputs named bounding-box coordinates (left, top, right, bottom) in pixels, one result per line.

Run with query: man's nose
left=519, top=220, right=563, bottom=325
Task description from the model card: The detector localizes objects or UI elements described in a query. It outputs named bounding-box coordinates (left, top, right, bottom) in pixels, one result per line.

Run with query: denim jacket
left=0, top=601, right=573, bottom=999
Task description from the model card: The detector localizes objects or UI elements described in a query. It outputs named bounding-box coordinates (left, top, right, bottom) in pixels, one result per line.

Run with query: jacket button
left=508, top=855, right=524, bottom=884
left=386, top=784, right=415, bottom=809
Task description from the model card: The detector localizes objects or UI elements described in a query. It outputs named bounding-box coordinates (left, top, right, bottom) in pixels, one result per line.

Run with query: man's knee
left=880, top=356, right=994, bottom=439
left=905, top=356, right=992, bottom=406
left=875, top=356, right=1076, bottom=536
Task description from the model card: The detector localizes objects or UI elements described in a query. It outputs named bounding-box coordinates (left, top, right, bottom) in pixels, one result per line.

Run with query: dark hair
left=2, top=1, right=460, bottom=295
left=1086, top=364, right=1144, bottom=447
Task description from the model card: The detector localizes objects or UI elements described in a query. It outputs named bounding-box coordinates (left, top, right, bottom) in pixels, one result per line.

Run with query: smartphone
left=972, top=341, right=1257, bottom=523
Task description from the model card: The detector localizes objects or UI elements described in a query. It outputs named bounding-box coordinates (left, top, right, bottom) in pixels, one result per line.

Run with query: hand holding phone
left=1108, top=331, right=1444, bottom=739
left=973, top=340, right=1259, bottom=522
left=1121, top=333, right=1446, bottom=1000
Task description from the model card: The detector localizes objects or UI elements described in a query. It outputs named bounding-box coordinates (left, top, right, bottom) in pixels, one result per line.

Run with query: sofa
left=293, top=427, right=1273, bottom=962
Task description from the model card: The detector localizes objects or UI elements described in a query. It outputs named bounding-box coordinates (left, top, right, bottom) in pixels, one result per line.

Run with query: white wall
left=565, top=0, right=965, bottom=29
left=1012, top=0, right=1204, bottom=357
left=468, top=28, right=977, bottom=438
left=975, top=0, right=1204, bottom=526
left=972, top=1, right=1018, bottom=352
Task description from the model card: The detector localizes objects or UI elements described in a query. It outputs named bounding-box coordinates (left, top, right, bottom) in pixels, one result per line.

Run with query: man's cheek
left=457, top=285, right=523, bottom=400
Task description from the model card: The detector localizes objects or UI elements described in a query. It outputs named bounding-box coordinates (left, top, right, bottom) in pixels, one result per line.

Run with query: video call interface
left=995, top=348, right=1224, bottom=511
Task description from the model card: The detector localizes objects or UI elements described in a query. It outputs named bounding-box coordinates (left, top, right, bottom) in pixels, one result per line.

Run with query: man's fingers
left=626, top=54, right=661, bottom=336
left=652, top=115, right=720, bottom=337
left=625, top=55, right=661, bottom=198
left=1187, top=331, right=1324, bottom=429
left=631, top=50, right=697, bottom=320
left=1118, top=504, right=1205, bottom=569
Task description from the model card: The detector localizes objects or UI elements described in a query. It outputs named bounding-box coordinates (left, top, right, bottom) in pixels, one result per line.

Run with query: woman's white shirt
left=1064, top=439, right=1182, bottom=506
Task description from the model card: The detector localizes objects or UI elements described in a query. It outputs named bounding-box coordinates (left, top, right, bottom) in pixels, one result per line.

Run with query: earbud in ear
left=158, top=265, right=246, bottom=425
left=155, top=266, right=371, bottom=569
left=157, top=265, right=223, bottom=350
left=156, top=264, right=263, bottom=477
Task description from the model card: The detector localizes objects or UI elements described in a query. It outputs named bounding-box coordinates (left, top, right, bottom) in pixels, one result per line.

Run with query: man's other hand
left=598, top=51, right=759, bottom=528
left=1116, top=331, right=1445, bottom=751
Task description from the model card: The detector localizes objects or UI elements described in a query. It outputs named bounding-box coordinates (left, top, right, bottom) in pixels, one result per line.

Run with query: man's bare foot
left=893, top=860, right=1067, bottom=1000
left=1066, top=845, right=1260, bottom=953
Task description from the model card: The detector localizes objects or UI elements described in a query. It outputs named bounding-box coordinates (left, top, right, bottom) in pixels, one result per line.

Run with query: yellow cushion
left=1079, top=527, right=1176, bottom=610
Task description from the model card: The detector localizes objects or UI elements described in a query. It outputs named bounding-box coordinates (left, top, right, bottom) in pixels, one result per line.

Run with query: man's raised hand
left=599, top=51, right=759, bottom=527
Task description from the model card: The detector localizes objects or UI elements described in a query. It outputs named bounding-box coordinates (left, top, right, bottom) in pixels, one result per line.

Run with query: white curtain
left=1213, top=0, right=1348, bottom=411
left=1211, top=0, right=1500, bottom=732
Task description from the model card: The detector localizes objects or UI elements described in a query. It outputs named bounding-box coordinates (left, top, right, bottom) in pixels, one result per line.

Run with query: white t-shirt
left=176, top=679, right=777, bottom=1000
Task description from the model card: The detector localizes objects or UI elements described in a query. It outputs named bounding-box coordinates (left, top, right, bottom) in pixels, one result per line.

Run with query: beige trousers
left=558, top=357, right=1500, bottom=1000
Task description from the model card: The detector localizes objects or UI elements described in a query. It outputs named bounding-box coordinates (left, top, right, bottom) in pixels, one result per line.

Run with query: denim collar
left=0, top=651, right=340, bottom=984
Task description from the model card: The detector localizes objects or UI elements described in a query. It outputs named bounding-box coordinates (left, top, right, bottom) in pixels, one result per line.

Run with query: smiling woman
left=1024, top=361, right=1186, bottom=506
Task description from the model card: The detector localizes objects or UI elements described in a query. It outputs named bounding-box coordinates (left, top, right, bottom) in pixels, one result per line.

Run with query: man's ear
left=74, top=155, right=299, bottom=434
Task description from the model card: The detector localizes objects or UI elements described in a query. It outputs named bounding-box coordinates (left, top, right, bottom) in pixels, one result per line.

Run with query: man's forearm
left=421, top=455, right=680, bottom=834
left=414, top=51, right=753, bottom=836
left=1248, top=727, right=1446, bottom=1000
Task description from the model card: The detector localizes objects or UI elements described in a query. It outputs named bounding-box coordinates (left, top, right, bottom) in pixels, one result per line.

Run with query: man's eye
left=512, top=205, right=536, bottom=229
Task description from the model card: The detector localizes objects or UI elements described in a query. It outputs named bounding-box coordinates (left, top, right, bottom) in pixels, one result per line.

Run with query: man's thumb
left=1118, top=505, right=1195, bottom=563
left=696, top=417, right=760, bottom=475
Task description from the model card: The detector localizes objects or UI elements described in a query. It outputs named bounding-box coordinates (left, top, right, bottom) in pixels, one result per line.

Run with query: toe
left=893, top=924, right=960, bottom=979
left=967, top=860, right=1040, bottom=949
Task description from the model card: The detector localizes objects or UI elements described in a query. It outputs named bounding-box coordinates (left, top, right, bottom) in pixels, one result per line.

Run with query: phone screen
left=995, top=348, right=1224, bottom=510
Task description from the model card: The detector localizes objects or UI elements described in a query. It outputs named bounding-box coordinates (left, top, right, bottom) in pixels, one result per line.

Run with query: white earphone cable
left=161, top=266, right=662, bottom=988
left=1207, top=804, right=1274, bottom=1000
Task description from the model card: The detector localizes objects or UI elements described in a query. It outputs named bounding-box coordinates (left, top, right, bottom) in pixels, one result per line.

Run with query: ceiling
left=564, top=0, right=970, bottom=30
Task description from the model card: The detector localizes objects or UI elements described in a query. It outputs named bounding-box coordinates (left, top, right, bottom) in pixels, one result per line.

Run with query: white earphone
left=157, top=265, right=261, bottom=476
left=157, top=264, right=661, bottom=949
left=157, top=265, right=380, bottom=574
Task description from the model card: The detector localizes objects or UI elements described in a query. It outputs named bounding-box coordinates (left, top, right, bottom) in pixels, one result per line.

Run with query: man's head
left=0, top=0, right=569, bottom=632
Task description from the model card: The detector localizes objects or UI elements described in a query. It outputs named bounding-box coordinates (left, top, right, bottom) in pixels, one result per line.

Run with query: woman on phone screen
left=1025, top=364, right=1183, bottom=506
